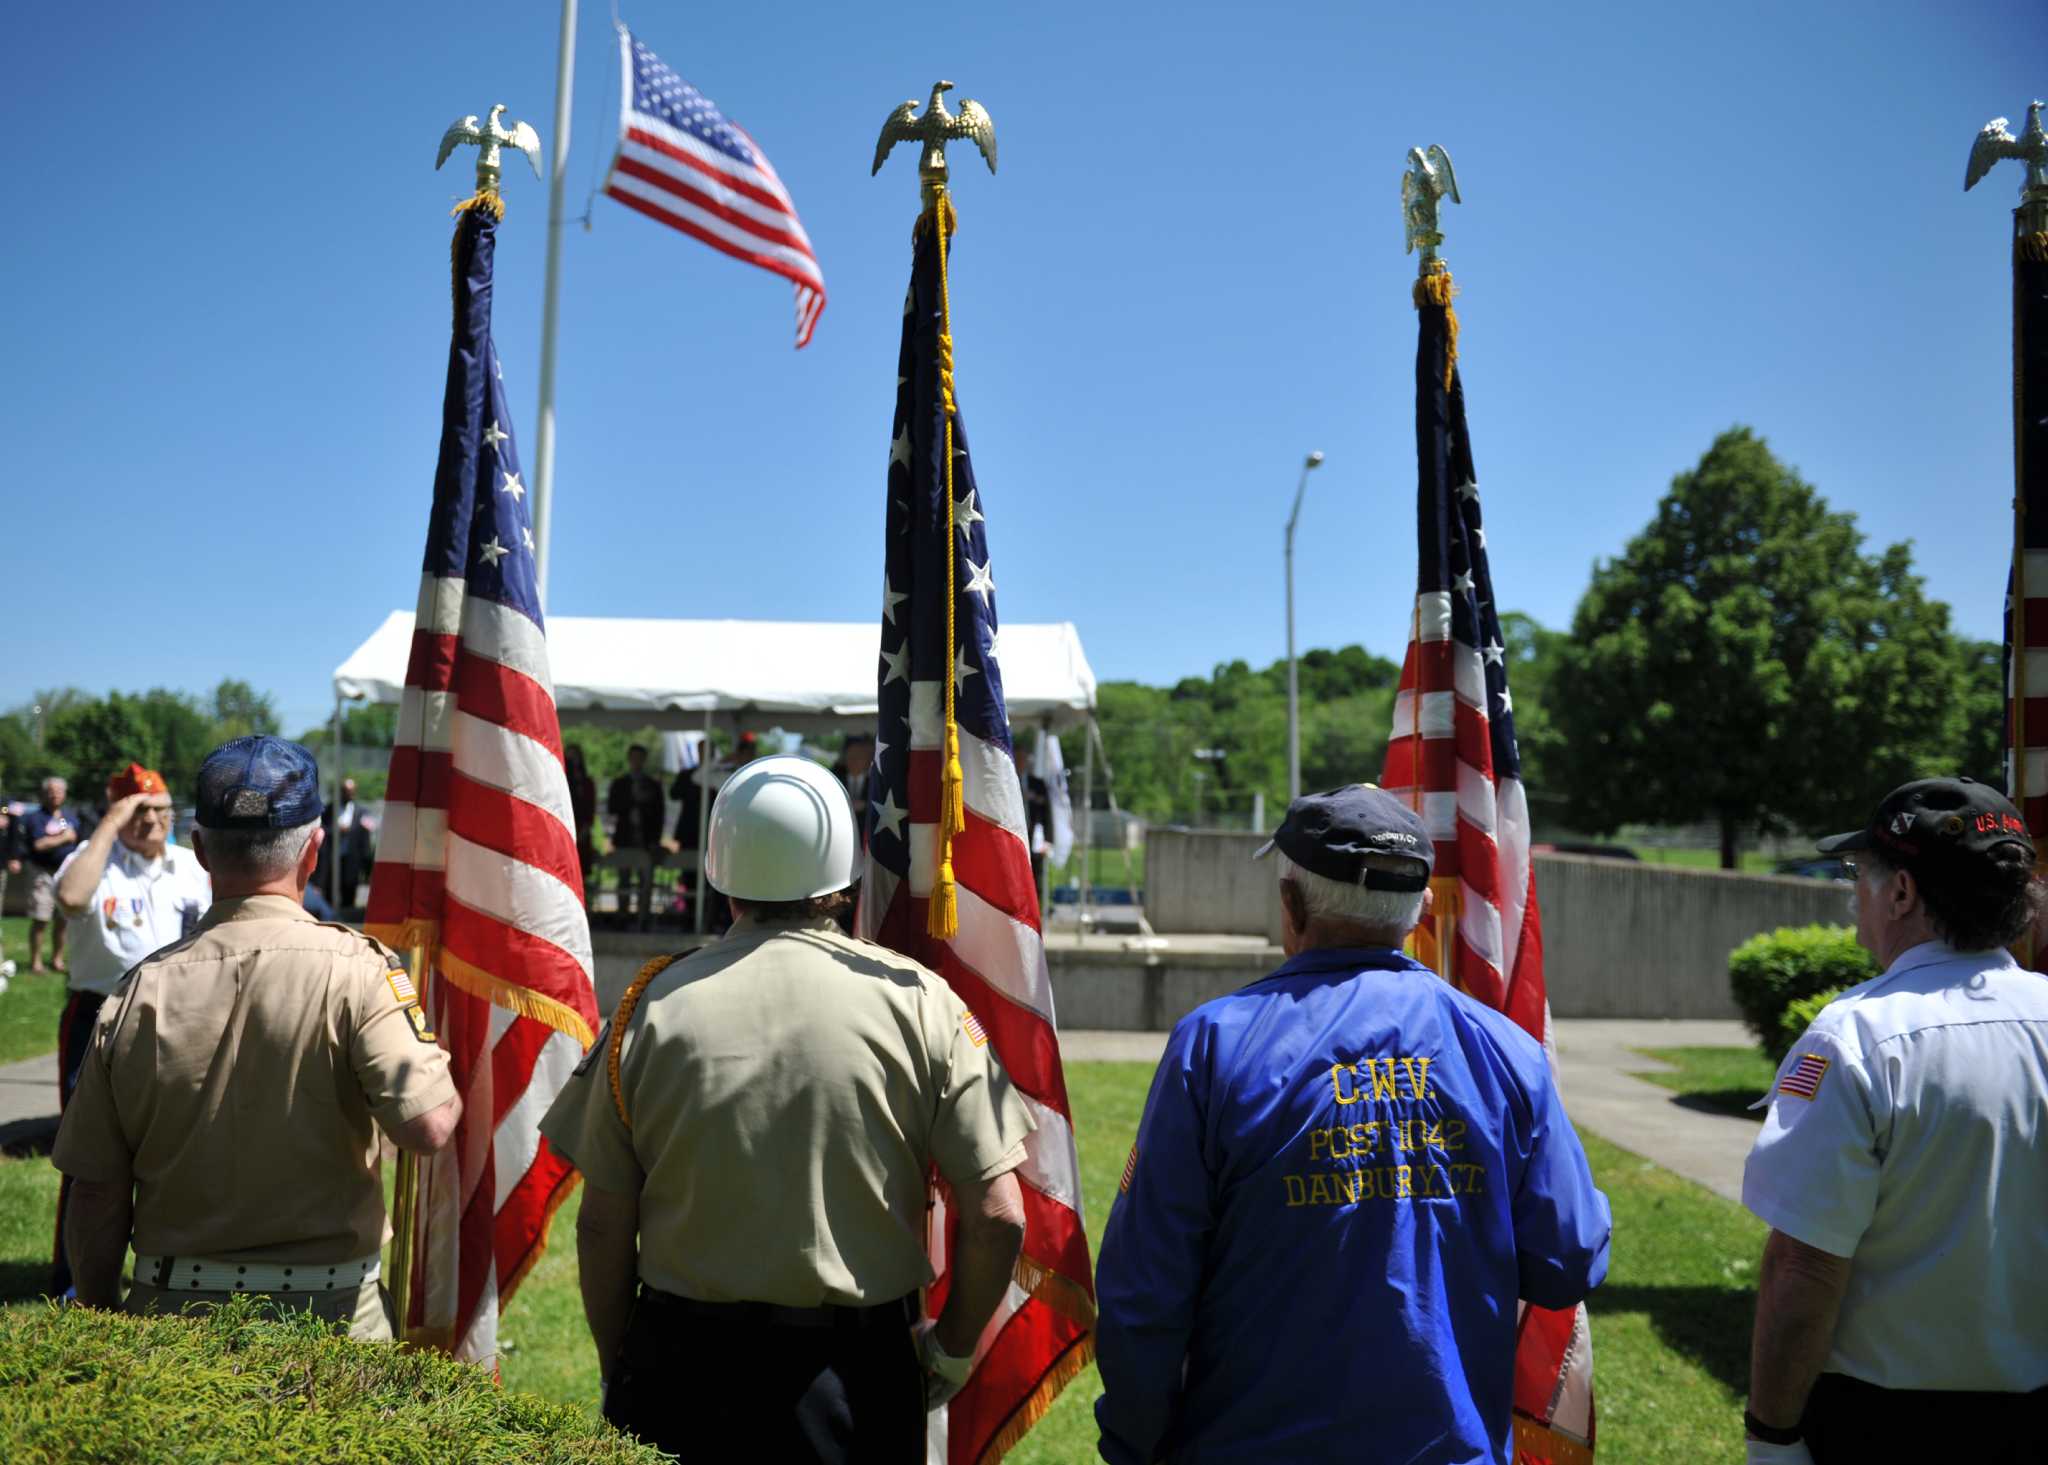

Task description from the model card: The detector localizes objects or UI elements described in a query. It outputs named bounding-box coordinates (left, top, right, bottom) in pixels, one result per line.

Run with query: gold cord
left=926, top=190, right=966, bottom=940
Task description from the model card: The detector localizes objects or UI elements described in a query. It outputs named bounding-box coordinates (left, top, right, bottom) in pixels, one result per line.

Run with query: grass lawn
left=1632, top=847, right=1780, bottom=874
left=0, top=1061, right=1764, bottom=1463
left=0, top=916, right=69, bottom=1066
left=1631, top=1046, right=1776, bottom=1120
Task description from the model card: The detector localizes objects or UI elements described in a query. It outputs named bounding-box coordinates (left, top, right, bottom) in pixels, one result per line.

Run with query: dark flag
left=856, top=199, right=1096, bottom=1462
left=1379, top=261, right=1596, bottom=1463
left=2005, top=218, right=2048, bottom=851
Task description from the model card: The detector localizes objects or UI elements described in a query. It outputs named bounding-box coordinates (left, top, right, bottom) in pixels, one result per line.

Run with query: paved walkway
left=0, top=1053, right=58, bottom=1155
left=1065, top=1018, right=1759, bottom=1205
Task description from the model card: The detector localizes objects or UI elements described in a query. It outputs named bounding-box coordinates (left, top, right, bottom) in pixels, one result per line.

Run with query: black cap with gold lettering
left=1253, top=783, right=1434, bottom=892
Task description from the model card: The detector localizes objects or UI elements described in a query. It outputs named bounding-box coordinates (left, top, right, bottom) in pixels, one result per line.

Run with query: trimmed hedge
left=1777, top=986, right=1849, bottom=1058
left=0, top=1295, right=664, bottom=1464
left=1728, top=925, right=1875, bottom=1063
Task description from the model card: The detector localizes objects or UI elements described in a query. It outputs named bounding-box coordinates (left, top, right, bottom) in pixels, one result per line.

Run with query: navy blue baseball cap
left=1254, top=783, right=1435, bottom=892
left=195, top=736, right=326, bottom=830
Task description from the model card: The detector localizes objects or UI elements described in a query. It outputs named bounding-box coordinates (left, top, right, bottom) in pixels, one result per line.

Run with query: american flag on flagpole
left=364, top=198, right=600, bottom=1362
left=858, top=209, right=1096, bottom=1463
left=1379, top=265, right=1597, bottom=1464
left=604, top=27, right=826, bottom=348
left=2006, top=219, right=2048, bottom=869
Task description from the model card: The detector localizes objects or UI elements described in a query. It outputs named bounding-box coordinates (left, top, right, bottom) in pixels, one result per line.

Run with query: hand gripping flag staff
left=1379, top=147, right=1598, bottom=1464
left=367, top=113, right=601, bottom=1361
left=859, top=85, right=1097, bottom=1464
left=1967, top=101, right=2048, bottom=897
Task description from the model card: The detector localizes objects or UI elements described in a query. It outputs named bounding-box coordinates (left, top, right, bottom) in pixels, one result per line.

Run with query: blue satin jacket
left=1094, top=947, right=1611, bottom=1464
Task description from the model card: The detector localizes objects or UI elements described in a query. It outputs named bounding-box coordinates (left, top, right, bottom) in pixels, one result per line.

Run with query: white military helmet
left=703, top=754, right=859, bottom=901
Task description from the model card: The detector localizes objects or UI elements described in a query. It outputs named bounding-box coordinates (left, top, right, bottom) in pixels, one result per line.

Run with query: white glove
left=1746, top=1437, right=1815, bottom=1465
left=913, top=1320, right=974, bottom=1410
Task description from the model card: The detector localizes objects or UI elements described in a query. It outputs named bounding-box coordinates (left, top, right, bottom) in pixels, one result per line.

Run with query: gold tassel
left=451, top=189, right=506, bottom=222
left=926, top=179, right=966, bottom=945
left=1413, top=261, right=1460, bottom=391
left=928, top=850, right=960, bottom=938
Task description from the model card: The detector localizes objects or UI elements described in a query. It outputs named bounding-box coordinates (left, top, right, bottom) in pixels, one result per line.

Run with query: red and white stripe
left=604, top=32, right=826, bottom=349
left=861, top=684, right=1094, bottom=1465
left=2009, top=549, right=2048, bottom=835
left=366, top=573, right=599, bottom=1365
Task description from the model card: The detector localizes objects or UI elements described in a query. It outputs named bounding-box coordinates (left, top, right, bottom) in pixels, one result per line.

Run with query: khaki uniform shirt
left=51, top=894, right=456, bottom=1263
left=540, top=916, right=1034, bottom=1308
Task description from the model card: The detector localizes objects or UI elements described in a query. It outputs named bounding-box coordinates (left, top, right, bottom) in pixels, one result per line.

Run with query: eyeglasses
left=135, top=805, right=176, bottom=822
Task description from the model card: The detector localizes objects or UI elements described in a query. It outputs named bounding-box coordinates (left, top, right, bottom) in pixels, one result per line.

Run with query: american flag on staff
left=858, top=208, right=1096, bottom=1462
left=2005, top=224, right=2048, bottom=862
left=604, top=27, right=826, bottom=348
left=1379, top=265, right=1597, bottom=1464
left=365, top=198, right=600, bottom=1361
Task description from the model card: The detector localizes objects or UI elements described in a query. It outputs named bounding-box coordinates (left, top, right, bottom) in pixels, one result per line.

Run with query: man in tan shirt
left=542, top=754, right=1033, bottom=1463
left=51, top=736, right=461, bottom=1338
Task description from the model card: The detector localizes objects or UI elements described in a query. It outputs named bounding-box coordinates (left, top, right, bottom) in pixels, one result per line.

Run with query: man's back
left=548, top=916, right=1031, bottom=1309
left=1096, top=948, right=1610, bottom=1465
left=50, top=895, right=454, bottom=1262
left=1744, top=942, right=2048, bottom=1391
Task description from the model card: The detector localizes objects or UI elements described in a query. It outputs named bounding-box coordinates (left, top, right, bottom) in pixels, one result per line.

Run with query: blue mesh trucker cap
left=195, top=736, right=326, bottom=831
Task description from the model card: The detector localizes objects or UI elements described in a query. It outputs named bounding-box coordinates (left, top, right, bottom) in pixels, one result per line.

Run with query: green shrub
left=1776, top=986, right=1849, bottom=1058
left=1728, top=925, right=1876, bottom=1063
left=0, top=1295, right=664, bottom=1464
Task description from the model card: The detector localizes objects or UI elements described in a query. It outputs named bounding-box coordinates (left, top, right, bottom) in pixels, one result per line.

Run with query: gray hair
left=1277, top=851, right=1427, bottom=936
left=197, top=823, right=317, bottom=882
left=41, top=776, right=66, bottom=798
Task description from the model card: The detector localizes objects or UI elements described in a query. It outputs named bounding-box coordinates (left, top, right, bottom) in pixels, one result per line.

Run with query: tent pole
left=1079, top=719, right=1096, bottom=942
left=693, top=704, right=713, bottom=936
left=330, top=691, right=344, bottom=911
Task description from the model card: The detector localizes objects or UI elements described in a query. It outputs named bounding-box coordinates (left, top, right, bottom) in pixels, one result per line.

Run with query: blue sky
left=4, top=2, right=2041, bottom=736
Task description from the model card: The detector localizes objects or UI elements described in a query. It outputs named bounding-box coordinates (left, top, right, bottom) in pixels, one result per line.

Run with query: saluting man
left=48, top=762, right=210, bottom=1296
left=542, top=754, right=1034, bottom=1463
left=50, top=737, right=461, bottom=1337
left=1094, top=784, right=1611, bottom=1465
left=1742, top=777, right=2048, bottom=1463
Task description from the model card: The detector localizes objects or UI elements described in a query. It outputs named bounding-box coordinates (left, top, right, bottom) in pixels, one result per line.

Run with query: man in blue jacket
left=1094, top=784, right=1611, bottom=1465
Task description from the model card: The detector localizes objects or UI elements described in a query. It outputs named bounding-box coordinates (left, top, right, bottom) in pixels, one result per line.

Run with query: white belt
left=134, top=1252, right=380, bottom=1295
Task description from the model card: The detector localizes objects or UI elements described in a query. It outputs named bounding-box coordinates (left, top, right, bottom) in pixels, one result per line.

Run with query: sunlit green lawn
left=1, top=1060, right=1764, bottom=1463
left=1631, top=1045, right=1777, bottom=1120
left=0, top=916, right=69, bottom=1067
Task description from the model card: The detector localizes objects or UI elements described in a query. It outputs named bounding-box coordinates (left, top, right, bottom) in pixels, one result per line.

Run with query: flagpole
left=530, top=0, right=578, bottom=612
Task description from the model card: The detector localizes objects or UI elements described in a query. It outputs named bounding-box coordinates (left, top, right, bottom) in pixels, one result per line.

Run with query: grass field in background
left=1631, top=847, right=1780, bottom=874
left=0, top=916, right=67, bottom=1067
left=1631, top=1046, right=1776, bottom=1120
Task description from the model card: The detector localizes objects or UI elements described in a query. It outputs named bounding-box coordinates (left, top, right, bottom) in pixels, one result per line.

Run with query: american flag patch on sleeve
left=1120, top=1144, right=1138, bottom=1194
left=961, top=1010, right=988, bottom=1048
left=1779, top=1052, right=1830, bottom=1100
left=384, top=967, right=419, bottom=1007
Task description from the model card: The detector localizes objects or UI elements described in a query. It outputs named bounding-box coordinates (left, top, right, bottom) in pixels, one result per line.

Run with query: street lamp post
left=1285, top=451, right=1325, bottom=802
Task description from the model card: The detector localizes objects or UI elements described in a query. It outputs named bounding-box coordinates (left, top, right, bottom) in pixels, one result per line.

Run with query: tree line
left=3, top=429, right=2003, bottom=869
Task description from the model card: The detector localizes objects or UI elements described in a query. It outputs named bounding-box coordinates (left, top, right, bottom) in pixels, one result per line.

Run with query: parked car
left=1532, top=842, right=1639, bottom=861
left=1773, top=855, right=1852, bottom=882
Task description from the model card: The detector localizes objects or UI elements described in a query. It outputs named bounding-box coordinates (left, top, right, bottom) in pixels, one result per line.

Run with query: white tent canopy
left=332, top=613, right=1098, bottom=733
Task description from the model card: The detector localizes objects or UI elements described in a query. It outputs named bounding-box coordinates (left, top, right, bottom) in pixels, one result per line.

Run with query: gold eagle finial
left=872, top=81, right=997, bottom=205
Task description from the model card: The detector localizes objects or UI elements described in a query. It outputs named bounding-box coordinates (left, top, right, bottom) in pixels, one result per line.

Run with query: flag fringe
left=1514, top=1412, right=1594, bottom=1465
left=435, top=947, right=598, bottom=1048
left=497, top=1164, right=582, bottom=1314
left=1014, top=1253, right=1098, bottom=1329
left=974, top=1331, right=1096, bottom=1465
left=2019, top=231, right=2048, bottom=264
left=1413, top=261, right=1460, bottom=391
left=608, top=955, right=679, bottom=1129
left=366, top=919, right=441, bottom=958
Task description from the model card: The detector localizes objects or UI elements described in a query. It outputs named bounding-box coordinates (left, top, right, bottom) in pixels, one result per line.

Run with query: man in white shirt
left=50, top=761, right=211, bottom=1296
left=1742, top=777, right=2048, bottom=1463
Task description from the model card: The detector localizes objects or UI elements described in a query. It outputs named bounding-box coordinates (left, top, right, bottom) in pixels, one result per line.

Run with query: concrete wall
left=1145, top=833, right=1850, bottom=1020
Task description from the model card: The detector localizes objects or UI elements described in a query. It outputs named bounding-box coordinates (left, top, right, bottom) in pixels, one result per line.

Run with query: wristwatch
left=1743, top=1409, right=1802, bottom=1445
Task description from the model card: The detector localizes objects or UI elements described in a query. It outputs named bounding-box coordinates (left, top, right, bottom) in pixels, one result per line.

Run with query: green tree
left=1551, top=427, right=1968, bottom=866
left=47, top=694, right=157, bottom=798
left=210, top=679, right=281, bottom=740
left=130, top=689, right=217, bottom=795
left=1951, top=639, right=2006, bottom=788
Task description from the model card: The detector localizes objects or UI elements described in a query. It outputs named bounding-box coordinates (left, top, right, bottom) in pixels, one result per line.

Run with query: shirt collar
left=1252, top=944, right=1428, bottom=987
left=200, top=893, right=315, bottom=931
left=112, top=838, right=166, bottom=878
left=725, top=912, right=839, bottom=941
left=1875, top=938, right=2015, bottom=989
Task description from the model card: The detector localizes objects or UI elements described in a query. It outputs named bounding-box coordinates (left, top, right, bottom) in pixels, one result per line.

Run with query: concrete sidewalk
left=0, top=1053, right=58, bottom=1156
left=1063, top=1019, right=1760, bottom=1205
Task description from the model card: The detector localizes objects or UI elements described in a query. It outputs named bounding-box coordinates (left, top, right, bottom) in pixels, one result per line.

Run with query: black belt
left=639, top=1285, right=916, bottom=1332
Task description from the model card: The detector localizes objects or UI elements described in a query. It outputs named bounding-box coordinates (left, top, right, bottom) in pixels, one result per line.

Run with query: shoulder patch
left=961, top=1009, right=989, bottom=1048
left=384, top=966, right=420, bottom=1007
left=1119, top=1143, right=1138, bottom=1194
left=1778, top=1052, right=1830, bottom=1100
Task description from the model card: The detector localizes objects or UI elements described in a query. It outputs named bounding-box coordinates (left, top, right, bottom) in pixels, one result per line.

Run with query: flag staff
left=1965, top=101, right=2048, bottom=866
left=530, top=0, right=579, bottom=611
